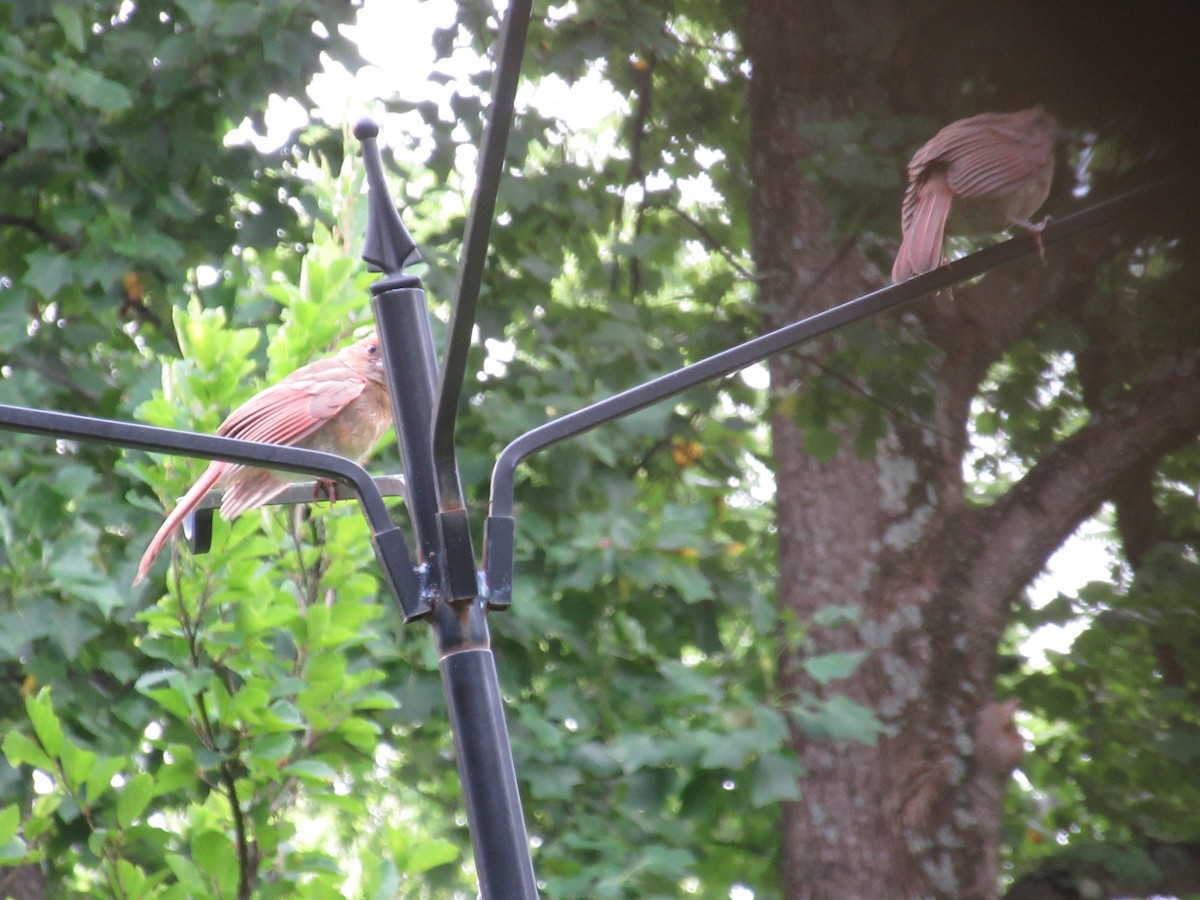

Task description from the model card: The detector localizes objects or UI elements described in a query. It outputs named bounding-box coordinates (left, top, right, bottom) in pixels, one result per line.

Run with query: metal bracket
left=185, top=474, right=409, bottom=554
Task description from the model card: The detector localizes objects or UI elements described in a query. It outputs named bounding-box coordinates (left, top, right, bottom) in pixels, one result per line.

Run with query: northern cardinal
left=134, top=333, right=392, bottom=585
left=891, top=107, right=1060, bottom=282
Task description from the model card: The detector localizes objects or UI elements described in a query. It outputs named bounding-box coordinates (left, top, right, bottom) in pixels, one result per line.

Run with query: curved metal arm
left=0, top=404, right=426, bottom=619
left=483, top=179, right=1173, bottom=603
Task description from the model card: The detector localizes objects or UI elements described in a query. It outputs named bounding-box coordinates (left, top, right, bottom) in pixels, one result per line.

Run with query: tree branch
left=608, top=52, right=656, bottom=298
left=1006, top=839, right=1200, bottom=899
left=0, top=130, right=27, bottom=167
left=661, top=204, right=756, bottom=280
left=956, top=349, right=1200, bottom=634
left=0, top=349, right=104, bottom=403
left=0, top=213, right=80, bottom=252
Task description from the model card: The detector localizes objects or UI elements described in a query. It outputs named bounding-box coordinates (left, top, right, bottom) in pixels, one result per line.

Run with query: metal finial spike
left=356, top=120, right=420, bottom=273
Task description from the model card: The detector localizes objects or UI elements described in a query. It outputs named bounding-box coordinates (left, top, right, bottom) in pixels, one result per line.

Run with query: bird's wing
left=216, top=360, right=367, bottom=447
left=213, top=359, right=368, bottom=518
left=906, top=111, right=1049, bottom=204
left=941, top=123, right=1047, bottom=200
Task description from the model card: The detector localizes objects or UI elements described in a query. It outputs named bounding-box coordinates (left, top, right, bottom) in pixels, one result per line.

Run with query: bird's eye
left=367, top=342, right=378, bottom=355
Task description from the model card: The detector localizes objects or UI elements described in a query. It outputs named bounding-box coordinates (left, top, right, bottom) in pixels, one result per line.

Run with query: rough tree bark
left=745, top=1, right=1200, bottom=896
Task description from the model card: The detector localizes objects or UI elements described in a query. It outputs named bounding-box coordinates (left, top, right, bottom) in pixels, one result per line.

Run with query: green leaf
left=353, top=690, right=400, bottom=712
left=644, top=844, right=696, bottom=873
left=46, top=546, right=124, bottom=615
left=85, top=756, right=127, bottom=805
left=249, top=733, right=294, bottom=763
left=363, top=858, right=401, bottom=900
left=141, top=686, right=193, bottom=722
left=793, top=694, right=883, bottom=744
left=0, top=804, right=21, bottom=846
left=280, top=759, right=337, bottom=783
left=0, top=836, right=27, bottom=865
left=406, top=838, right=459, bottom=874
left=698, top=728, right=761, bottom=769
left=116, top=772, right=154, bottom=829
left=803, top=650, right=868, bottom=685
left=111, top=232, right=185, bottom=268
left=230, top=684, right=270, bottom=723
left=610, top=734, right=667, bottom=774
left=191, top=830, right=237, bottom=888
left=660, top=560, right=713, bottom=603
left=751, top=752, right=804, bottom=807
left=22, top=251, right=74, bottom=300
left=4, top=734, right=56, bottom=777
left=266, top=699, right=304, bottom=729
left=58, top=740, right=96, bottom=792
left=115, top=859, right=147, bottom=898
left=52, top=64, right=135, bottom=114
left=52, top=4, right=86, bottom=51
left=30, top=793, right=62, bottom=824
left=164, top=852, right=206, bottom=894
left=804, top=427, right=841, bottom=461
left=0, top=301, right=30, bottom=347
left=26, top=691, right=64, bottom=758
left=153, top=750, right=198, bottom=797
left=336, top=716, right=382, bottom=751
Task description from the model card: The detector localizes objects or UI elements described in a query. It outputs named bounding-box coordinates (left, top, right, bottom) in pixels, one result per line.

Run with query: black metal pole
left=442, top=647, right=536, bottom=897
left=356, top=122, right=538, bottom=898
left=371, top=281, right=537, bottom=900
left=371, top=283, right=442, bottom=564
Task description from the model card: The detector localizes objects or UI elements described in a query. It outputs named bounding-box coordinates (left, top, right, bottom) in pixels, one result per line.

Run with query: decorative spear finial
left=354, top=118, right=420, bottom=274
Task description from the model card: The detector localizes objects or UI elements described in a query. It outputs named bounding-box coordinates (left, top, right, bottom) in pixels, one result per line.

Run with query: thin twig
left=662, top=204, right=756, bottom=280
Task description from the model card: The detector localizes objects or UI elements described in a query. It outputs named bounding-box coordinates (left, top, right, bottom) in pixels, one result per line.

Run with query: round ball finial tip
left=353, top=119, right=379, bottom=140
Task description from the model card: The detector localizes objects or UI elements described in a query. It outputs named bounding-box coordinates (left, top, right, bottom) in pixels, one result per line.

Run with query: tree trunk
left=745, top=1, right=1200, bottom=896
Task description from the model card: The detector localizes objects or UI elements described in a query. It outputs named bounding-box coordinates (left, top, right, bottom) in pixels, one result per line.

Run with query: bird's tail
left=892, top=178, right=953, bottom=283
left=219, top=470, right=291, bottom=520
left=133, top=463, right=224, bottom=586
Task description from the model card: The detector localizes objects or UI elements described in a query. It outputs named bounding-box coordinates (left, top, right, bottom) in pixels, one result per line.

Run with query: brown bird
left=134, top=333, right=392, bottom=585
left=891, top=106, right=1060, bottom=282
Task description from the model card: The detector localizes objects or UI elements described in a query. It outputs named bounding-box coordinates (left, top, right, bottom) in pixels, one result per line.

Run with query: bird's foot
left=313, top=479, right=338, bottom=506
left=1011, top=215, right=1051, bottom=264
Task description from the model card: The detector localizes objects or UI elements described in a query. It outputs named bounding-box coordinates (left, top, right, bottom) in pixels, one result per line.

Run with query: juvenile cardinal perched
left=891, top=106, right=1061, bottom=282
left=134, top=333, right=393, bottom=585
